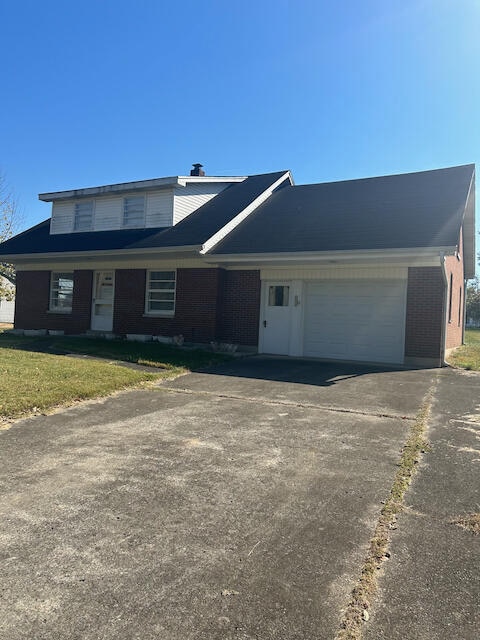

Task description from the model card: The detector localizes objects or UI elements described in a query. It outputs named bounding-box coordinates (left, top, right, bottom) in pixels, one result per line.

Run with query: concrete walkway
left=365, top=367, right=480, bottom=640
left=0, top=358, right=477, bottom=639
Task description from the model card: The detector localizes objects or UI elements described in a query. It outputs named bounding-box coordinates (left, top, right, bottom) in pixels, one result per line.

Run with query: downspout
left=440, top=253, right=448, bottom=366
left=462, top=278, right=467, bottom=345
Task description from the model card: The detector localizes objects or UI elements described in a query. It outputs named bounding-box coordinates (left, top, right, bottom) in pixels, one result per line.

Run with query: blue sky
left=1, top=0, right=479, bottom=232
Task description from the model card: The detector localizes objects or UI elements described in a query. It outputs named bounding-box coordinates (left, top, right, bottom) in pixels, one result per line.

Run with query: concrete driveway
left=0, top=358, right=437, bottom=640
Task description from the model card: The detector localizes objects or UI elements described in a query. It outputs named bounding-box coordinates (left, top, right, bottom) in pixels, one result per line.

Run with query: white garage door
left=304, top=280, right=407, bottom=364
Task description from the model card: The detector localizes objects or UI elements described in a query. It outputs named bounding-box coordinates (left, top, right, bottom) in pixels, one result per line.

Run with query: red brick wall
left=218, top=270, right=261, bottom=346
left=113, top=268, right=224, bottom=342
left=404, top=267, right=445, bottom=361
left=445, top=230, right=465, bottom=350
left=15, top=270, right=93, bottom=334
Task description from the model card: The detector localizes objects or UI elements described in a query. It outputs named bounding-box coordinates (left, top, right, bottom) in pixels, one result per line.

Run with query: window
left=74, top=200, right=94, bottom=231
left=448, top=273, right=453, bottom=323
left=146, top=270, right=176, bottom=315
left=50, top=272, right=74, bottom=312
left=268, top=285, right=289, bottom=306
left=123, top=195, right=145, bottom=227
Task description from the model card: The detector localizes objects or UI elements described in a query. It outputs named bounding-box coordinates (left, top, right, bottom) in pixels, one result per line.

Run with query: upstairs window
left=74, top=201, right=94, bottom=231
left=50, top=272, right=74, bottom=312
left=123, top=195, right=145, bottom=227
left=145, top=270, right=176, bottom=315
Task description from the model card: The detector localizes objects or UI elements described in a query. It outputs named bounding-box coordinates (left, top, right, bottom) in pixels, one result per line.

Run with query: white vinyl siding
left=74, top=201, right=94, bottom=231
left=49, top=272, right=74, bottom=313
left=123, top=195, right=145, bottom=227
left=50, top=202, right=74, bottom=234
left=145, top=270, right=176, bottom=315
left=48, top=181, right=231, bottom=234
left=94, top=197, right=123, bottom=230
left=173, top=183, right=227, bottom=224
left=146, top=190, right=174, bottom=227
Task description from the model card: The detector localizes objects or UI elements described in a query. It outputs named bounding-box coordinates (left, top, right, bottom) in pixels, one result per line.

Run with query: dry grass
left=336, top=383, right=435, bottom=639
left=451, top=513, right=480, bottom=535
left=448, top=329, right=480, bottom=371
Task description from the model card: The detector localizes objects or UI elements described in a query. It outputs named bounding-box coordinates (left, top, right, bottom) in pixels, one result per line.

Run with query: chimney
left=190, top=163, right=205, bottom=177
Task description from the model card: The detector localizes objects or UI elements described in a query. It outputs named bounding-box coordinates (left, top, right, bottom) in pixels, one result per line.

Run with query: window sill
left=143, top=313, right=175, bottom=319
left=47, top=309, right=72, bottom=315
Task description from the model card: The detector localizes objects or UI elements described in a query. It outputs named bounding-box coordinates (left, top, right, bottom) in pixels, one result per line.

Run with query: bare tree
left=0, top=172, right=19, bottom=300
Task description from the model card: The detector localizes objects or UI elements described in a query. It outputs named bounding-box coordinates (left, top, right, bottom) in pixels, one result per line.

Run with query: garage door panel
left=304, top=280, right=406, bottom=364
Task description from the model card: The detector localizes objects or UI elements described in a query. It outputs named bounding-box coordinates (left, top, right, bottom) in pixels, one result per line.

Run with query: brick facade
left=444, top=230, right=465, bottom=351
left=13, top=262, right=463, bottom=361
left=404, top=267, right=445, bottom=363
left=114, top=268, right=224, bottom=342
left=218, top=270, right=261, bottom=346
left=15, top=270, right=92, bottom=334
left=14, top=267, right=262, bottom=345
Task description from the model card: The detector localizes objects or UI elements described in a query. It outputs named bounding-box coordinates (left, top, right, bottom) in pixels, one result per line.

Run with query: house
left=0, top=275, right=15, bottom=323
left=0, top=163, right=475, bottom=367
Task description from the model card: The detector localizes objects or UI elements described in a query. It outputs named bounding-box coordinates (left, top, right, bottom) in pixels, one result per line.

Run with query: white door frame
left=259, top=280, right=303, bottom=356
left=91, top=270, right=115, bottom=332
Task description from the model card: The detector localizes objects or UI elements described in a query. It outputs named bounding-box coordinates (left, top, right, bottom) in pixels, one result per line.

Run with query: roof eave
left=0, top=245, right=202, bottom=263
left=203, top=246, right=457, bottom=265
left=39, top=176, right=248, bottom=202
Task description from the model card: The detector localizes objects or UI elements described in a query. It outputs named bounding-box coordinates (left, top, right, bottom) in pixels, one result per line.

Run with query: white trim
left=200, top=171, right=293, bottom=255
left=49, top=271, right=74, bottom=313
left=177, top=176, right=246, bottom=187
left=0, top=245, right=202, bottom=263
left=204, top=246, right=457, bottom=263
left=144, top=268, right=176, bottom=317
left=39, top=176, right=247, bottom=201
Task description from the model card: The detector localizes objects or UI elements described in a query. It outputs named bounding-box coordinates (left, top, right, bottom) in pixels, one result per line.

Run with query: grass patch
left=0, top=333, right=231, bottom=371
left=0, top=333, right=231, bottom=422
left=451, top=513, right=480, bottom=535
left=447, top=328, right=480, bottom=371
left=0, top=346, right=157, bottom=421
left=336, top=381, right=435, bottom=640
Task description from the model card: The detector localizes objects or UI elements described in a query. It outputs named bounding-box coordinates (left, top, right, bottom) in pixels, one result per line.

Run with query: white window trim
left=123, top=194, right=146, bottom=228
left=73, top=200, right=95, bottom=232
left=144, top=269, right=176, bottom=317
left=49, top=271, right=74, bottom=313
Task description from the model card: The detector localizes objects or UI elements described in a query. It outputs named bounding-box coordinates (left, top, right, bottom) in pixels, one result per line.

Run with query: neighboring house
left=0, top=163, right=475, bottom=367
left=0, top=276, right=15, bottom=323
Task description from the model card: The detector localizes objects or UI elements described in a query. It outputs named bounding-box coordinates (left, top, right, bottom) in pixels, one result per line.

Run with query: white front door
left=91, top=271, right=115, bottom=332
left=261, top=282, right=292, bottom=355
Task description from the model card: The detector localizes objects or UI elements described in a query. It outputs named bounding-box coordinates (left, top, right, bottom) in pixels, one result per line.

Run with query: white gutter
left=200, top=171, right=293, bottom=255
left=202, top=246, right=457, bottom=264
left=0, top=245, right=202, bottom=263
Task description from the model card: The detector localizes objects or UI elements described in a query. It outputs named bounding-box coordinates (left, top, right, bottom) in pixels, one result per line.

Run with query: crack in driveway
left=157, top=384, right=416, bottom=422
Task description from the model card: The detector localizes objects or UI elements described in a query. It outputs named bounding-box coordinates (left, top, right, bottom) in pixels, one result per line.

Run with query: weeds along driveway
left=0, top=358, right=436, bottom=640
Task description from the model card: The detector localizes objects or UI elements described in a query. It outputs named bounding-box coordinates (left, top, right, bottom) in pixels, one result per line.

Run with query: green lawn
left=0, top=333, right=230, bottom=422
left=447, top=328, right=480, bottom=371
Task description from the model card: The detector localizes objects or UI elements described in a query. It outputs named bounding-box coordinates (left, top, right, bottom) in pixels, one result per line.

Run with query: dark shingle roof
left=211, top=164, right=475, bottom=254
left=0, top=171, right=288, bottom=256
